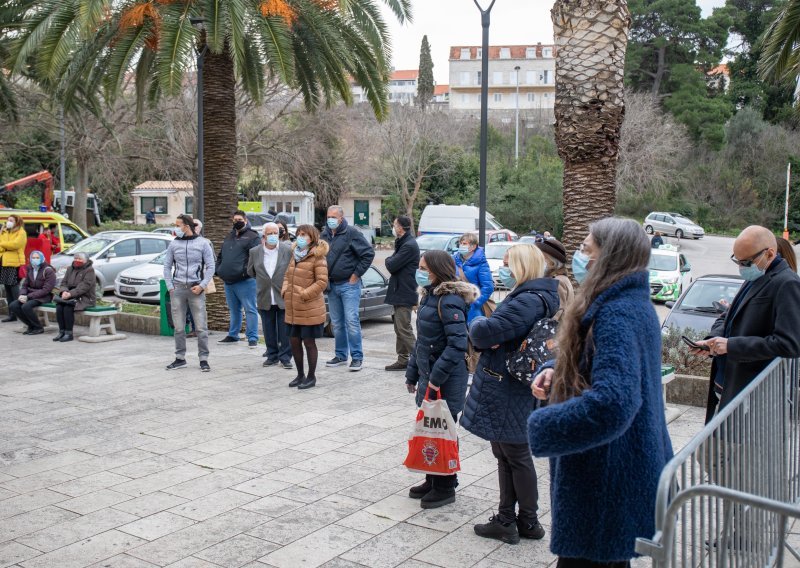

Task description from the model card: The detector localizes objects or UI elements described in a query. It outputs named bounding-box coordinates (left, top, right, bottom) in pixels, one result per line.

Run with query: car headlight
left=144, top=276, right=161, bottom=285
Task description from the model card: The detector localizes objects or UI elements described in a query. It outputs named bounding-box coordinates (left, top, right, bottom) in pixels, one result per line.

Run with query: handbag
left=505, top=292, right=560, bottom=385
left=205, top=278, right=216, bottom=294
left=403, top=387, right=461, bottom=476
left=53, top=295, right=77, bottom=306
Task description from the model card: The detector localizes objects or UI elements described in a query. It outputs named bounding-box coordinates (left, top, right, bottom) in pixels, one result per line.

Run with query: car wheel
left=645, top=225, right=654, bottom=235
left=675, top=229, right=684, bottom=239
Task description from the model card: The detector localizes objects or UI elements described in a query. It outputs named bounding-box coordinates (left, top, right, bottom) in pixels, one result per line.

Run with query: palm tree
left=759, top=0, right=800, bottom=90
left=8, top=0, right=410, bottom=328
left=551, top=0, right=631, bottom=256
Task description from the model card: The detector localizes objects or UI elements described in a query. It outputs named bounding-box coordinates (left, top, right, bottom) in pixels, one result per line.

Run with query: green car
left=649, top=245, right=693, bottom=302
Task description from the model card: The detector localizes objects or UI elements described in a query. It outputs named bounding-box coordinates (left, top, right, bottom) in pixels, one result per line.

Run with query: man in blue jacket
left=321, top=205, right=375, bottom=372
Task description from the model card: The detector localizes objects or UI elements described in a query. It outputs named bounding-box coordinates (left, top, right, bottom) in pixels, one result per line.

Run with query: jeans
left=171, top=284, right=209, bottom=361
left=259, top=306, right=291, bottom=363
left=224, top=278, right=259, bottom=342
left=491, top=441, right=539, bottom=524
left=9, top=298, right=43, bottom=330
left=328, top=280, right=363, bottom=361
left=393, top=305, right=415, bottom=363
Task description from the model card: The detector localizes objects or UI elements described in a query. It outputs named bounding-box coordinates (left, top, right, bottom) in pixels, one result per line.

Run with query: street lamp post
left=473, top=0, right=496, bottom=248
left=514, top=65, right=520, bottom=167
left=59, top=105, right=66, bottom=215
left=190, top=17, right=207, bottom=224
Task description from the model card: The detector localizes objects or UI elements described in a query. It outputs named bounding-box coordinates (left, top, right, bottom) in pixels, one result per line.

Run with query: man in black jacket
left=384, top=216, right=419, bottom=371
left=321, top=205, right=375, bottom=371
left=216, top=210, right=261, bottom=348
left=692, top=225, right=800, bottom=422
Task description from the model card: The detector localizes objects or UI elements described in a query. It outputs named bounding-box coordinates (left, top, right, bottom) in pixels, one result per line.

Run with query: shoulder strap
left=531, top=292, right=555, bottom=319
left=437, top=296, right=443, bottom=322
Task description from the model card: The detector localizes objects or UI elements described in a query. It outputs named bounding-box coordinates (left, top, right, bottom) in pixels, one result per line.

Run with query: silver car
left=51, top=231, right=173, bottom=294
left=643, top=212, right=705, bottom=240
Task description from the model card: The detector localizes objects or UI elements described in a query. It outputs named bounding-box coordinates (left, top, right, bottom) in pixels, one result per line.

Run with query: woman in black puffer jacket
left=405, top=250, right=477, bottom=510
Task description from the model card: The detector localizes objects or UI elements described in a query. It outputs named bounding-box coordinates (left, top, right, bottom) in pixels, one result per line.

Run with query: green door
left=354, top=200, right=369, bottom=226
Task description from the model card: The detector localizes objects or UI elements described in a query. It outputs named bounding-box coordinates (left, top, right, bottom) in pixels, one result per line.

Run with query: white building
left=448, top=44, right=556, bottom=118
left=352, top=69, right=419, bottom=106
left=132, top=181, right=194, bottom=225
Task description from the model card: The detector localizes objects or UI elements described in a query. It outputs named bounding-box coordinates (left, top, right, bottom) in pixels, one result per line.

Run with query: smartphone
left=682, top=336, right=710, bottom=351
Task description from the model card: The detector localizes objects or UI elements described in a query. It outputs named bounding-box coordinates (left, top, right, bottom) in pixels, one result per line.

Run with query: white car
left=648, top=244, right=693, bottom=302
left=485, top=241, right=522, bottom=290
left=114, top=250, right=167, bottom=304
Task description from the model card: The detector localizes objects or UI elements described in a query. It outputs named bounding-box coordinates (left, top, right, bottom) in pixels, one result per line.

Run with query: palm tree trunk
left=552, top=0, right=631, bottom=256
left=202, top=46, right=238, bottom=331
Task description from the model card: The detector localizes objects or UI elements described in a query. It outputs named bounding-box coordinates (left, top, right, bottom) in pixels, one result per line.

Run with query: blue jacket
left=462, top=278, right=559, bottom=444
left=527, top=271, right=673, bottom=562
left=454, top=247, right=494, bottom=322
left=406, top=280, right=477, bottom=418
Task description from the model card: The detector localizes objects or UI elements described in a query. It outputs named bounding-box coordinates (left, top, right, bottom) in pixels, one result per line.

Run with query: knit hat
left=535, top=238, right=567, bottom=264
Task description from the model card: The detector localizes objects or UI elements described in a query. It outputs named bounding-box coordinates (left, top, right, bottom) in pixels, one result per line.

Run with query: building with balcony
left=351, top=69, right=419, bottom=106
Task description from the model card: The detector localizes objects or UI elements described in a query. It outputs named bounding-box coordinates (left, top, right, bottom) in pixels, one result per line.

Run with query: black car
left=661, top=274, right=744, bottom=335
left=323, top=265, right=394, bottom=336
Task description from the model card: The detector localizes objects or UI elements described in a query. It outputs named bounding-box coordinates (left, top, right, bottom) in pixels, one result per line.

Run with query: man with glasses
left=690, top=225, right=800, bottom=423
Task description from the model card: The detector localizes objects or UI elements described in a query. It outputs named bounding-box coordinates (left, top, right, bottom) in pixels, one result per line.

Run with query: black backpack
left=505, top=293, right=560, bottom=386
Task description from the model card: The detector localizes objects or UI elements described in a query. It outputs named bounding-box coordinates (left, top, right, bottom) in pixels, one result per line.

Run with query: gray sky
left=381, top=0, right=726, bottom=84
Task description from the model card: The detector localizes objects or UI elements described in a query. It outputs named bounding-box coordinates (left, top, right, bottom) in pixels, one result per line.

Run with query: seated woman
left=9, top=250, right=56, bottom=335
left=53, top=251, right=96, bottom=342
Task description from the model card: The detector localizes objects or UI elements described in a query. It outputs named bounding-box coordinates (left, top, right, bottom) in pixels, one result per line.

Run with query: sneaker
left=385, top=360, right=408, bottom=371
left=420, top=487, right=455, bottom=509
left=281, top=361, right=294, bottom=370
left=263, top=359, right=279, bottom=368
left=248, top=340, right=258, bottom=349
left=200, top=361, right=211, bottom=373
left=349, top=360, right=363, bottom=372
left=218, top=336, right=239, bottom=344
left=408, top=478, right=432, bottom=499
left=517, top=518, right=545, bottom=540
left=166, top=358, right=187, bottom=370
left=474, top=515, right=520, bottom=545
left=326, top=356, right=348, bottom=367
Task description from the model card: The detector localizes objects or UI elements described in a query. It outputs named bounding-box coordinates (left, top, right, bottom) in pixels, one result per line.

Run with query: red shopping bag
left=403, top=387, right=461, bottom=476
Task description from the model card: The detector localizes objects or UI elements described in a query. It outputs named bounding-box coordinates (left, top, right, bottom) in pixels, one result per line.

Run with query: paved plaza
left=0, top=319, right=706, bottom=568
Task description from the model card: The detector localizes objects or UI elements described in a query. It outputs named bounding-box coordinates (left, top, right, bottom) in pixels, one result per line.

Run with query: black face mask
left=279, top=229, right=286, bottom=239
left=233, top=220, right=246, bottom=231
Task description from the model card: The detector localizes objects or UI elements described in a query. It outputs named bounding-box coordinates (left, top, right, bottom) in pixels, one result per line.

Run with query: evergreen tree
left=417, top=35, right=434, bottom=110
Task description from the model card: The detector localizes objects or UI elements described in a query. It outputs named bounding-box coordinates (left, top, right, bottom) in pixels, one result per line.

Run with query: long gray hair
left=550, top=217, right=650, bottom=403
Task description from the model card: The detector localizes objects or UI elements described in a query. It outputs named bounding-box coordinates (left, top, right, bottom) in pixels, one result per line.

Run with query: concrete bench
left=36, top=303, right=127, bottom=343
left=662, top=365, right=681, bottom=423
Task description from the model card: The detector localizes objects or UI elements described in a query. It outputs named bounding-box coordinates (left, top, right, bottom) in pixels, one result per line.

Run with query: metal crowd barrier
left=636, top=357, right=800, bottom=567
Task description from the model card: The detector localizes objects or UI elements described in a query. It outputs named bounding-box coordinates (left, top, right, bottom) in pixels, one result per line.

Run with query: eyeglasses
left=730, top=248, right=767, bottom=268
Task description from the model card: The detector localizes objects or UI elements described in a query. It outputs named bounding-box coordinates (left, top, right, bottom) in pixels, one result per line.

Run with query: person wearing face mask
left=9, top=250, right=56, bottom=335
left=462, top=244, right=557, bottom=544
left=383, top=215, right=419, bottom=371
left=248, top=223, right=293, bottom=369
left=453, top=232, right=494, bottom=323
left=282, top=225, right=329, bottom=389
left=216, top=210, right=261, bottom=347
left=688, top=225, right=800, bottom=424
left=320, top=205, right=375, bottom=372
left=534, top=238, right=574, bottom=310
left=527, top=218, right=672, bottom=567
left=52, top=252, right=96, bottom=342
left=0, top=214, right=28, bottom=323
left=277, top=219, right=291, bottom=242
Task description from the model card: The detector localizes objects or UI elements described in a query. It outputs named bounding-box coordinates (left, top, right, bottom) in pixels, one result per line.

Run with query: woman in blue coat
left=529, top=218, right=673, bottom=568
left=453, top=233, right=494, bottom=322
left=406, top=250, right=477, bottom=510
left=462, top=244, right=559, bottom=545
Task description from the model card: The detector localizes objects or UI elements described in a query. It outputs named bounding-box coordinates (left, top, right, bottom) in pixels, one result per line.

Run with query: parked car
left=485, top=241, right=522, bottom=289
left=51, top=231, right=173, bottom=294
left=418, top=204, right=517, bottom=239
left=661, top=274, right=744, bottom=335
left=323, top=265, right=393, bottom=336
left=648, top=244, right=693, bottom=302
left=114, top=250, right=168, bottom=304
left=416, top=233, right=461, bottom=255
left=644, top=212, right=705, bottom=240
left=152, top=227, right=179, bottom=236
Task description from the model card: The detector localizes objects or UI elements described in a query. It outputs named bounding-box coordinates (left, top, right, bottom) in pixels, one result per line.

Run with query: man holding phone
left=689, top=225, right=800, bottom=423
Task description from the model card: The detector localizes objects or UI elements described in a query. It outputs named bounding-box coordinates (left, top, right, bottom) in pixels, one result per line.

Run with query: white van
left=418, top=205, right=511, bottom=236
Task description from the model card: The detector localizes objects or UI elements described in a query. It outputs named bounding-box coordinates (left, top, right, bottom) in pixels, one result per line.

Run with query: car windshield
left=678, top=280, right=742, bottom=311
left=417, top=235, right=456, bottom=250
left=485, top=243, right=515, bottom=259
left=64, top=238, right=114, bottom=256
left=648, top=254, right=677, bottom=272
left=149, top=251, right=168, bottom=265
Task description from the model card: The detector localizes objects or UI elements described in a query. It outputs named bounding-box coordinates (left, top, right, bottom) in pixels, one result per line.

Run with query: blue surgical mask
left=458, top=245, right=471, bottom=256
left=498, top=266, right=516, bottom=289
left=739, top=264, right=765, bottom=282
left=572, top=250, right=591, bottom=284
left=415, top=269, right=431, bottom=287
left=265, top=234, right=279, bottom=246
left=327, top=218, right=339, bottom=230
left=30, top=256, right=43, bottom=267
left=296, top=237, right=309, bottom=250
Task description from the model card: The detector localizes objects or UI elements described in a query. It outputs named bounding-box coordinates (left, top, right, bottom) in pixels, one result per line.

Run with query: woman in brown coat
left=53, top=252, right=96, bottom=342
left=282, top=224, right=329, bottom=389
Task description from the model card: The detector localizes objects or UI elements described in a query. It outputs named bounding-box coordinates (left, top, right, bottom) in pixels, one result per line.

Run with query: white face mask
left=6, top=220, right=14, bottom=229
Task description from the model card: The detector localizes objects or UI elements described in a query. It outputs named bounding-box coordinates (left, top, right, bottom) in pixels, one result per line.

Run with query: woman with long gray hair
left=527, top=217, right=673, bottom=567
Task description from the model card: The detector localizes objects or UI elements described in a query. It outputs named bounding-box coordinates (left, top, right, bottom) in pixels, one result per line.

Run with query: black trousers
left=9, top=299, right=43, bottom=329
left=55, top=303, right=76, bottom=332
left=491, top=441, right=539, bottom=524
left=557, top=558, right=630, bottom=568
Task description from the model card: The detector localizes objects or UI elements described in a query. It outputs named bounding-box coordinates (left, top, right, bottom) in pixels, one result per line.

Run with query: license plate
left=120, top=286, right=136, bottom=294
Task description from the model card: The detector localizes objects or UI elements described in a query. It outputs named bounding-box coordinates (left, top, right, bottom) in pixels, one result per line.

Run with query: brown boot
left=385, top=360, right=408, bottom=371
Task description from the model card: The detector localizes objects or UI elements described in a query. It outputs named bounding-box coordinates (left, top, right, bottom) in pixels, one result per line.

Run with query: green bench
left=36, top=303, right=126, bottom=342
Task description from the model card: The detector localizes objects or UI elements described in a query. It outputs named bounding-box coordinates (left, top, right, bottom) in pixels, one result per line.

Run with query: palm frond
left=759, top=0, right=800, bottom=87
left=156, top=3, right=196, bottom=96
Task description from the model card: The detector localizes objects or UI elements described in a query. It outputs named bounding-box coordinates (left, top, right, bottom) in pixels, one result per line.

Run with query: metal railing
left=636, top=357, right=800, bottom=567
